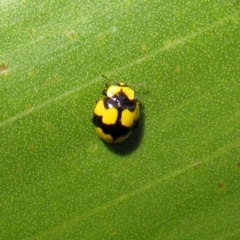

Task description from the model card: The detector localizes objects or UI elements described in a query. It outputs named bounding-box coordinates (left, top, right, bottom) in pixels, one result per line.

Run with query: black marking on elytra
left=92, top=114, right=133, bottom=141
left=134, top=119, right=139, bottom=128
left=116, top=106, right=122, bottom=124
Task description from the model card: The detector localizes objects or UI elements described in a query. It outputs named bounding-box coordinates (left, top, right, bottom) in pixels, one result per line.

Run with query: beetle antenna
left=101, top=74, right=111, bottom=88
left=101, top=74, right=112, bottom=81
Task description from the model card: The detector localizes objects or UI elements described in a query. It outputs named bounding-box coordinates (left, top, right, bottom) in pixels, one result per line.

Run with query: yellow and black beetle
left=92, top=77, right=140, bottom=143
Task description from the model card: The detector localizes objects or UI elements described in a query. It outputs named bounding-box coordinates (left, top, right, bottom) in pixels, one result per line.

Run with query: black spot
left=92, top=114, right=134, bottom=141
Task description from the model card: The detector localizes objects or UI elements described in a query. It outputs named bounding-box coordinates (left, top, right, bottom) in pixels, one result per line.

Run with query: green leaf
left=1, top=0, right=240, bottom=239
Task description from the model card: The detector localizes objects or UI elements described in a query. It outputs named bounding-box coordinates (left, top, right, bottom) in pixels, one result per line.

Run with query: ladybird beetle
left=92, top=77, right=140, bottom=143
